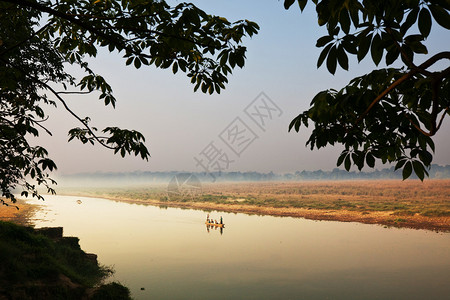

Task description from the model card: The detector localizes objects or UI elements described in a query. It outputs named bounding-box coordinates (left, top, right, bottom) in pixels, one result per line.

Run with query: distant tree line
left=60, top=164, right=450, bottom=185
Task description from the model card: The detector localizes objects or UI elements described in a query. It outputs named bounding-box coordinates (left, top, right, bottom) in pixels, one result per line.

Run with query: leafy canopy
left=0, top=0, right=259, bottom=205
left=285, top=0, right=449, bottom=180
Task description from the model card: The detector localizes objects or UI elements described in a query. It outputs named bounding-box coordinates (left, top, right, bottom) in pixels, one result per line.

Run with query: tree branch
left=1, top=57, right=115, bottom=150
left=414, top=52, right=450, bottom=74
left=3, top=0, right=128, bottom=48
left=0, top=22, right=52, bottom=56
left=64, top=12, right=158, bottom=21
left=354, top=51, right=450, bottom=127
left=43, top=84, right=115, bottom=150
left=436, top=107, right=449, bottom=132
left=405, top=114, right=433, bottom=136
left=33, top=117, right=53, bottom=136
left=4, top=0, right=218, bottom=55
left=354, top=71, right=414, bottom=125
left=56, top=91, right=92, bottom=95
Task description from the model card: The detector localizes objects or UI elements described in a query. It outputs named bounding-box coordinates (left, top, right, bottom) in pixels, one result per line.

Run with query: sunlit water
left=27, top=195, right=449, bottom=300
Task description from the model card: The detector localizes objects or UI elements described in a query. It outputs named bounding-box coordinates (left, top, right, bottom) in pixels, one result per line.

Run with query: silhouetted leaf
left=337, top=45, right=348, bottom=70
left=429, top=4, right=450, bottom=29
left=326, top=46, right=337, bottom=74
left=125, top=57, right=133, bottom=66
left=410, top=41, right=428, bottom=54
left=288, top=115, right=302, bottom=132
left=284, top=0, right=295, bottom=9
left=340, top=9, right=351, bottom=34
left=401, top=7, right=419, bottom=34
left=418, top=8, right=432, bottom=37
left=298, top=0, right=307, bottom=11
left=134, top=57, right=142, bottom=69
left=357, top=33, right=371, bottom=62
left=386, top=47, right=400, bottom=65
left=316, top=35, right=334, bottom=47
left=317, top=43, right=333, bottom=68
left=395, top=159, right=407, bottom=171
left=402, top=161, right=413, bottom=180
left=342, top=36, right=357, bottom=54
left=344, top=154, right=351, bottom=171
left=413, top=160, right=425, bottom=181
left=172, top=62, right=178, bottom=74
left=337, top=151, right=347, bottom=166
left=370, top=34, right=383, bottom=66
left=366, top=153, right=375, bottom=168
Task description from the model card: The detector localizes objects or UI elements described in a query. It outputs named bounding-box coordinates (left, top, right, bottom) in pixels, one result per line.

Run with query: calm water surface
left=28, top=195, right=450, bottom=300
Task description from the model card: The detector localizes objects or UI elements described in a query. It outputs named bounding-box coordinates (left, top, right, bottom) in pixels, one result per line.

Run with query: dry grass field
left=56, top=179, right=450, bottom=232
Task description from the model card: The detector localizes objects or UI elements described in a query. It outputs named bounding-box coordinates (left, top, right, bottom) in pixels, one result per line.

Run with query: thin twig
left=405, top=113, right=433, bottom=137
left=44, top=85, right=115, bottom=150
left=1, top=57, right=115, bottom=150
left=56, top=91, right=92, bottom=95
left=436, top=108, right=449, bottom=132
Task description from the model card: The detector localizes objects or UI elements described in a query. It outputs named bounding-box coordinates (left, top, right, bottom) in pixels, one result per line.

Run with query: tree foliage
left=0, top=0, right=259, bottom=204
left=286, top=0, right=449, bottom=180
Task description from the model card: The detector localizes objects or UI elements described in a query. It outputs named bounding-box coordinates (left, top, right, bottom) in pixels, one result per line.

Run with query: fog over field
left=52, top=165, right=450, bottom=189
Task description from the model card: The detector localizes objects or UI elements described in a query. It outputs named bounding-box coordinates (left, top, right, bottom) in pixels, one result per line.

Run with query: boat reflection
left=206, top=224, right=224, bottom=235
left=205, top=214, right=224, bottom=235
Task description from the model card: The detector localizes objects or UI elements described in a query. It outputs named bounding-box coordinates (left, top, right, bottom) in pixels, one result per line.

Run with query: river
left=27, top=195, right=450, bottom=300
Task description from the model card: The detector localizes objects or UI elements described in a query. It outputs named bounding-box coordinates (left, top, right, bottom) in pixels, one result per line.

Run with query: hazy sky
left=37, top=0, right=450, bottom=175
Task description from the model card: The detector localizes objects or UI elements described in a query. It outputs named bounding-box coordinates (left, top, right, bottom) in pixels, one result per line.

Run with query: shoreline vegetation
left=54, top=179, right=450, bottom=232
left=0, top=199, right=133, bottom=299
left=0, top=221, right=132, bottom=300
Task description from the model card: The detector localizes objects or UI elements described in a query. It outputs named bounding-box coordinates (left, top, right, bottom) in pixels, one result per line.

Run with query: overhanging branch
left=3, top=0, right=218, bottom=54
left=0, top=22, right=52, bottom=56
left=354, top=51, right=450, bottom=129
left=1, top=57, right=115, bottom=150
left=43, top=84, right=115, bottom=150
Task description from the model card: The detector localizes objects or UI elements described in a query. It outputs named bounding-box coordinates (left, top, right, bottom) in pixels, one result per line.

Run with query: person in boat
left=220, top=216, right=223, bottom=224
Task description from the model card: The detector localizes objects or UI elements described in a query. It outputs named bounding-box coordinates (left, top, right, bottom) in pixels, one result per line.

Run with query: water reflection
left=206, top=224, right=224, bottom=235
left=26, top=195, right=450, bottom=300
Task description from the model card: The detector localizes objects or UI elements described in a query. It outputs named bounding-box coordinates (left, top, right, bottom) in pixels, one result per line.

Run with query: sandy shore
left=0, top=199, right=40, bottom=226
left=96, top=196, right=449, bottom=232
left=3, top=197, right=448, bottom=232
left=57, top=180, right=449, bottom=232
left=3, top=179, right=449, bottom=232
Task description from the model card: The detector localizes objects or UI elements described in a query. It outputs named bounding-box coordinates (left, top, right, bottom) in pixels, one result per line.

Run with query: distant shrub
left=421, top=210, right=450, bottom=217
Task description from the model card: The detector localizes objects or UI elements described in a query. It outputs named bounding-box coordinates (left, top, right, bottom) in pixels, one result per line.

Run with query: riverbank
left=0, top=199, right=40, bottom=226
left=56, top=179, right=450, bottom=232
left=0, top=221, right=131, bottom=299
left=0, top=201, right=132, bottom=299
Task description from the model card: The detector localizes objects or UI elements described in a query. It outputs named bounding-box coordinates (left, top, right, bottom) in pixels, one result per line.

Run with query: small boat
left=205, top=221, right=225, bottom=228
